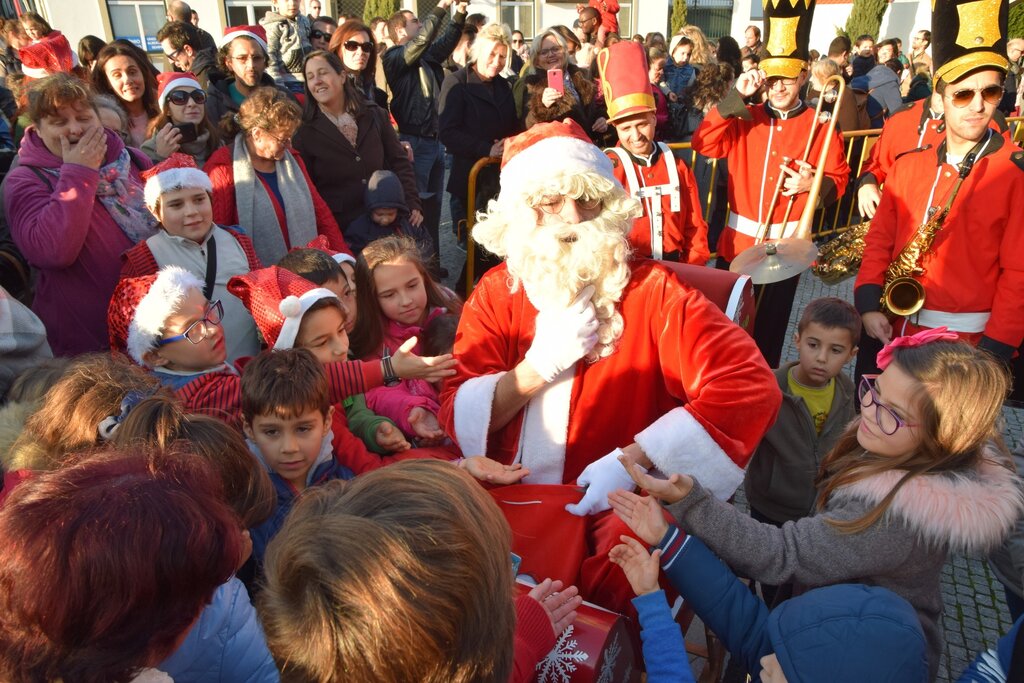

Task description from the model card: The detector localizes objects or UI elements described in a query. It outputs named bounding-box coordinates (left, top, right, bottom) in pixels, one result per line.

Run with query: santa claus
left=438, top=119, right=780, bottom=611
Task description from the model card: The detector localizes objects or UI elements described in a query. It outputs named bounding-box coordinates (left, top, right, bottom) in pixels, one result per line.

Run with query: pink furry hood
left=829, top=445, right=1024, bottom=555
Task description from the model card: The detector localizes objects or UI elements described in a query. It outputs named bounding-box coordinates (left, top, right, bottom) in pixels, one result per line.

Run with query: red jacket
left=854, top=133, right=1024, bottom=355
left=608, top=145, right=710, bottom=265
left=203, top=145, right=350, bottom=255
left=692, top=90, right=850, bottom=262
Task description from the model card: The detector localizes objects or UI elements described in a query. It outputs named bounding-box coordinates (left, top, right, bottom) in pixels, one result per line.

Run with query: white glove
left=565, top=448, right=645, bottom=516
left=524, top=286, right=599, bottom=382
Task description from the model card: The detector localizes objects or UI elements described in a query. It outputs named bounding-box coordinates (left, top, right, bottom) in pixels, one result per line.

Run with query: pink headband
left=875, top=326, right=959, bottom=369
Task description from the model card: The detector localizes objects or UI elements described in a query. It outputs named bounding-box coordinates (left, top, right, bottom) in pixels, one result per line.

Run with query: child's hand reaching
left=609, top=536, right=662, bottom=596
left=459, top=456, right=530, bottom=485
left=375, top=422, right=410, bottom=452
left=408, top=407, right=446, bottom=446
left=607, top=490, right=669, bottom=546
left=391, top=336, right=457, bottom=383
left=528, top=578, right=582, bottom=635
left=619, top=456, right=694, bottom=504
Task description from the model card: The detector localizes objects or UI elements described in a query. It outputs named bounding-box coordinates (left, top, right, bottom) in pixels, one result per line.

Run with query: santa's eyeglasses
left=533, top=194, right=603, bottom=216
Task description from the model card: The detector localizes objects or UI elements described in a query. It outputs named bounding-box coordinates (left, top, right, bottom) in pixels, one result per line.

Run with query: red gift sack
left=516, top=582, right=640, bottom=683
left=490, top=484, right=589, bottom=587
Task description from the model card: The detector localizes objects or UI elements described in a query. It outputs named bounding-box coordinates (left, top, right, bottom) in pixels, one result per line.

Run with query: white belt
left=910, top=309, right=990, bottom=334
left=727, top=213, right=799, bottom=240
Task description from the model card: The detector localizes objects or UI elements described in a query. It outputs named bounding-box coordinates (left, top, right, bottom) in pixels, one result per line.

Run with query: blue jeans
left=399, top=134, right=444, bottom=266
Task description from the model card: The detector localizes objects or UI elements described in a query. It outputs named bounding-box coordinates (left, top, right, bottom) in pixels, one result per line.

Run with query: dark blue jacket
left=646, top=527, right=930, bottom=683
left=956, top=614, right=1022, bottom=682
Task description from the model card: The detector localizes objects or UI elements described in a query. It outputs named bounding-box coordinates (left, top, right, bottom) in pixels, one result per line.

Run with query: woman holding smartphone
left=512, top=27, right=609, bottom=142
left=141, top=72, right=222, bottom=166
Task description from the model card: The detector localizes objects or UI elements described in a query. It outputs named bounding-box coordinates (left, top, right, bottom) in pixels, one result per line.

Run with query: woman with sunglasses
left=141, top=72, right=222, bottom=166
left=610, top=330, right=1023, bottom=681
left=204, top=85, right=348, bottom=267
left=329, top=20, right=388, bottom=109
left=293, top=50, right=421, bottom=235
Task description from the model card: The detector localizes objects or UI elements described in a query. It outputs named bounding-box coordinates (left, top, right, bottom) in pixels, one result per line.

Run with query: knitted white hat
left=141, top=153, right=214, bottom=211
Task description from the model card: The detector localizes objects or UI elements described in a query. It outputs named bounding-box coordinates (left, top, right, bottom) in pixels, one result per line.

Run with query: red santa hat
left=220, top=25, right=269, bottom=53
left=227, top=265, right=339, bottom=350
left=499, top=119, right=617, bottom=201
left=108, top=266, right=205, bottom=365
left=140, top=153, right=213, bottom=211
left=157, top=71, right=203, bottom=110
left=304, top=234, right=356, bottom=267
left=19, top=31, right=74, bottom=79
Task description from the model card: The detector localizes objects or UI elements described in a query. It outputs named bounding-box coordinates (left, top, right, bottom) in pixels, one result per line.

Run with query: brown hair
left=259, top=460, right=516, bottom=682
left=299, top=50, right=363, bottom=123
left=91, top=41, right=160, bottom=119
left=240, top=348, right=330, bottom=423
left=4, top=357, right=72, bottom=405
left=144, top=84, right=222, bottom=157
left=815, top=341, right=1010, bottom=533
left=19, top=11, right=51, bottom=36
left=9, top=354, right=162, bottom=472
left=349, top=235, right=463, bottom=358
left=112, top=394, right=276, bottom=528
left=328, top=20, right=378, bottom=94
left=26, top=72, right=97, bottom=124
left=220, top=85, right=301, bottom=140
left=797, top=296, right=860, bottom=343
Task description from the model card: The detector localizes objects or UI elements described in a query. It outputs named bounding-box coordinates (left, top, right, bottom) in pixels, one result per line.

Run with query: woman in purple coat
left=5, top=73, right=155, bottom=355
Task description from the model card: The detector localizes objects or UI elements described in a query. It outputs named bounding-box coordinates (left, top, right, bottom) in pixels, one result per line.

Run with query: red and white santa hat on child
left=498, top=119, right=617, bottom=201
left=228, top=265, right=339, bottom=350
left=108, top=266, right=205, bottom=365
left=304, top=234, right=356, bottom=267
left=19, top=31, right=75, bottom=79
left=140, top=153, right=213, bottom=212
left=157, top=71, right=203, bottom=110
left=220, top=24, right=269, bottom=52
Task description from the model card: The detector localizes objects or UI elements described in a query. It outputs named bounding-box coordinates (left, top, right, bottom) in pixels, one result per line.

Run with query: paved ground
left=435, top=195, right=1019, bottom=682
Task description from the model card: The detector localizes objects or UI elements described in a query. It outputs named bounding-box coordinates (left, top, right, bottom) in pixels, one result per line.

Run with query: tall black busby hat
left=933, top=0, right=1009, bottom=85
left=760, top=0, right=817, bottom=79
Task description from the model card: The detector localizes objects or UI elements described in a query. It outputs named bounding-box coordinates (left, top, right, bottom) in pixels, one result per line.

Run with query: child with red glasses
left=609, top=327, right=1024, bottom=681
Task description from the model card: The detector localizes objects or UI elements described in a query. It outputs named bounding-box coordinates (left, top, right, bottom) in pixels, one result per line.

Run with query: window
left=499, top=1, right=534, bottom=35
left=224, top=0, right=274, bottom=26
left=107, top=0, right=166, bottom=52
left=616, top=2, right=631, bottom=38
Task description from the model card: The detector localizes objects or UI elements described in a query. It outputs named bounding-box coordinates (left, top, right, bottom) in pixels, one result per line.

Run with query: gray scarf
left=232, top=134, right=317, bottom=266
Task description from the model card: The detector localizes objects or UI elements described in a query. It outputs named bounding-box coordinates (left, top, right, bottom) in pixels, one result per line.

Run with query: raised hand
left=61, top=125, right=107, bottom=170
left=391, top=336, right=457, bottom=382
left=621, top=457, right=693, bottom=504
left=459, top=456, right=530, bottom=485
left=154, top=123, right=183, bottom=159
left=528, top=578, right=582, bottom=635
left=609, top=536, right=662, bottom=596
left=375, top=421, right=410, bottom=452
left=607, top=489, right=668, bottom=545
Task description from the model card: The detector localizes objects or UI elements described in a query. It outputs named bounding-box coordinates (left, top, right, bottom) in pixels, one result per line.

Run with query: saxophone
left=812, top=220, right=872, bottom=285
left=879, top=206, right=946, bottom=316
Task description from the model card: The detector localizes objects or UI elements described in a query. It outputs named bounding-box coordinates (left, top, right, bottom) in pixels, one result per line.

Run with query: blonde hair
left=817, top=341, right=1011, bottom=533
left=676, top=25, right=714, bottom=66
left=220, top=86, right=301, bottom=140
left=468, top=23, right=511, bottom=66
left=259, top=460, right=516, bottom=682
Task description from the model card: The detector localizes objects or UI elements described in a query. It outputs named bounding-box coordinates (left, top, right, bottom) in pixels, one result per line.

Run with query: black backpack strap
left=25, top=165, right=54, bottom=191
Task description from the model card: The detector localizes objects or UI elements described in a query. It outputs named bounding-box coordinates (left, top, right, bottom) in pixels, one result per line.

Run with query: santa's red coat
left=438, top=259, right=779, bottom=497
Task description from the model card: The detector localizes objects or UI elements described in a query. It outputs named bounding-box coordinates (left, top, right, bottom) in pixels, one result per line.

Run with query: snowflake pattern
left=596, top=631, right=621, bottom=683
left=536, top=624, right=590, bottom=683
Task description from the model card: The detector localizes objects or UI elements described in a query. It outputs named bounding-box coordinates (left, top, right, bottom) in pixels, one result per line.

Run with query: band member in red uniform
left=855, top=0, right=1024, bottom=366
left=596, top=41, right=710, bottom=265
left=438, top=120, right=779, bottom=616
left=692, top=0, right=850, bottom=367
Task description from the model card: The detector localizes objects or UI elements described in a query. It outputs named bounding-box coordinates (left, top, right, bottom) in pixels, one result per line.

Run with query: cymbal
left=729, top=238, right=819, bottom=285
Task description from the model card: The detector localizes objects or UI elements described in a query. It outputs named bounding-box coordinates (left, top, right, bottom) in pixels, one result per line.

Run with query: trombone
left=730, top=74, right=846, bottom=285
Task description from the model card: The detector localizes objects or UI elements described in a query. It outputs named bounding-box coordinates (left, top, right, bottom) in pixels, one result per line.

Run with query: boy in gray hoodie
left=260, top=0, right=311, bottom=92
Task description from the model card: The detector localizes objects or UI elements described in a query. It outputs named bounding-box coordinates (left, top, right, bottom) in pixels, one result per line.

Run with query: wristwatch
left=382, top=347, right=401, bottom=387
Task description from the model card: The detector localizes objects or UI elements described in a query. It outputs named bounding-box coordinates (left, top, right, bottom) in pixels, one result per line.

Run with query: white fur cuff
left=635, top=407, right=744, bottom=501
left=453, top=372, right=505, bottom=457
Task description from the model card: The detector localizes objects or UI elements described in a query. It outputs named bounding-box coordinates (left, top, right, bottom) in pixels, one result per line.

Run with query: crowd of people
left=0, top=0, right=1023, bottom=680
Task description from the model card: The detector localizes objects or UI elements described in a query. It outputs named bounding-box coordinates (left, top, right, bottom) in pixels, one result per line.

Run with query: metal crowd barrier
left=462, top=117, right=1024, bottom=295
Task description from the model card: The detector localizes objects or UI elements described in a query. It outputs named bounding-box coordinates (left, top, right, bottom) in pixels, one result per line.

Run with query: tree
left=670, top=0, right=687, bottom=35
left=1011, top=0, right=1024, bottom=38
left=363, top=0, right=398, bottom=23
left=842, top=0, right=888, bottom=41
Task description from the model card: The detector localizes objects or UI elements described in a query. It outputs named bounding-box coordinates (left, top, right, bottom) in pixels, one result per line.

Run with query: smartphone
left=172, top=122, right=199, bottom=144
left=547, top=68, right=564, bottom=94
